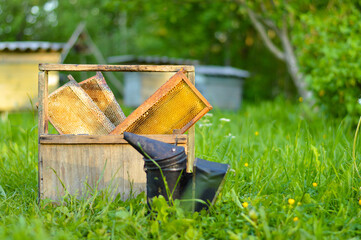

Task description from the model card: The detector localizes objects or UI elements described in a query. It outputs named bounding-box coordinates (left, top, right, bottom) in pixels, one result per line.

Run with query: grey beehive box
left=194, top=65, right=249, bottom=110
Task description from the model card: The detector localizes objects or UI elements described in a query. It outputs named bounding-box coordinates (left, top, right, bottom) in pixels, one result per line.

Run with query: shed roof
left=196, top=65, right=250, bottom=78
left=0, top=41, right=65, bottom=52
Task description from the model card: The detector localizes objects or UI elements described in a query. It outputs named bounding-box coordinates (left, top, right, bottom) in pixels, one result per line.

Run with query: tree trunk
left=279, top=27, right=312, bottom=100
left=244, top=5, right=312, bottom=100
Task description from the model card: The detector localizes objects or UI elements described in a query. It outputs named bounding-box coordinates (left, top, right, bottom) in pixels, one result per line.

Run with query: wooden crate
left=38, top=64, right=195, bottom=201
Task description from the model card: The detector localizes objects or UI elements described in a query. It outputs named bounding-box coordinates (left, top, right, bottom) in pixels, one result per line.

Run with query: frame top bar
left=39, top=64, right=195, bottom=72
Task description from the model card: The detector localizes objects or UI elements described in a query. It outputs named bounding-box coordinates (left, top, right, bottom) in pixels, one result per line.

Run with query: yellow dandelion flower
left=293, top=217, right=299, bottom=222
left=242, top=202, right=249, bottom=208
left=299, top=97, right=303, bottom=103
left=359, top=199, right=361, bottom=206
left=244, top=163, right=249, bottom=167
left=312, top=182, right=318, bottom=187
left=255, top=131, right=259, bottom=136
left=288, top=198, right=295, bottom=205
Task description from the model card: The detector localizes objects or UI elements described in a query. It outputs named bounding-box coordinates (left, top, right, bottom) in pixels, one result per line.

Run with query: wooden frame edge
left=178, top=71, right=212, bottom=110
left=38, top=71, right=48, bottom=202
left=186, top=71, right=196, bottom=173
left=39, top=134, right=188, bottom=145
left=39, top=64, right=195, bottom=72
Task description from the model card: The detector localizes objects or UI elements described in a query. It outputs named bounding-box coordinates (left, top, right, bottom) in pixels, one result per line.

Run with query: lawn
left=1, top=98, right=361, bottom=239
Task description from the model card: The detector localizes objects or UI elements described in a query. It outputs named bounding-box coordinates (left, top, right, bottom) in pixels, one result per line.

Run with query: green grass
left=1, top=98, right=361, bottom=239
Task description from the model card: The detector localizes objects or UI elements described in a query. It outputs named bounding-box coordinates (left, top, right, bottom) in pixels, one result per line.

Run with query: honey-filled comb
left=111, top=69, right=212, bottom=135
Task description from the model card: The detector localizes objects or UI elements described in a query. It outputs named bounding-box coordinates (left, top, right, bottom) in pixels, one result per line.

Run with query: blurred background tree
left=0, top=0, right=291, bottom=102
left=241, top=0, right=314, bottom=101
left=1, top=0, right=360, bottom=118
left=293, top=1, right=361, bottom=118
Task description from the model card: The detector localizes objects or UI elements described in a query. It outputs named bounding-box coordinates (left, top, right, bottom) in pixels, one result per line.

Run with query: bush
left=294, top=3, right=361, bottom=118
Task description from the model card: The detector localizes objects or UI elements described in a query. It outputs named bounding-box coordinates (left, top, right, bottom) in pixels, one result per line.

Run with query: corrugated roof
left=196, top=65, right=250, bottom=78
left=0, top=41, right=65, bottom=52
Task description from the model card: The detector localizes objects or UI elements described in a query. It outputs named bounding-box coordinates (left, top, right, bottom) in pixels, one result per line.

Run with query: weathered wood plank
left=39, top=142, right=187, bottom=201
left=38, top=71, right=48, bottom=135
left=39, top=134, right=187, bottom=144
left=187, top=71, right=196, bottom=173
left=39, top=64, right=195, bottom=72
left=38, top=71, right=48, bottom=201
left=41, top=144, right=129, bottom=200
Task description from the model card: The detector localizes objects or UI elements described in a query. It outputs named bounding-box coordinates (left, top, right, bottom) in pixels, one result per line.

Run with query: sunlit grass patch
left=1, top=99, right=361, bottom=238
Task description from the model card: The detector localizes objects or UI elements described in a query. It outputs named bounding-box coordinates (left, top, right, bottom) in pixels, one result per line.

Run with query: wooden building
left=0, top=41, right=64, bottom=111
left=108, top=55, right=249, bottom=110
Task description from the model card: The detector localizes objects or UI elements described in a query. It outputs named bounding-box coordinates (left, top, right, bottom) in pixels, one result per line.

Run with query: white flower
left=358, top=98, right=361, bottom=105
left=205, top=113, right=213, bottom=117
left=226, top=133, right=235, bottom=139
left=220, top=118, right=231, bottom=122
left=198, top=123, right=213, bottom=128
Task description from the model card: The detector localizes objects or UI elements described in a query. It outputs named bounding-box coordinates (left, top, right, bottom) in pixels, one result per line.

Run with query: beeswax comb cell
left=68, top=72, right=126, bottom=126
left=111, top=69, right=212, bottom=135
left=48, top=80, right=115, bottom=135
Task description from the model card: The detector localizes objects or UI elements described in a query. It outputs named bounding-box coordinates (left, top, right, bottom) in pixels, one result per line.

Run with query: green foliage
left=1, top=0, right=295, bottom=101
left=0, top=0, right=50, bottom=41
left=2, top=100, right=361, bottom=238
left=294, top=2, right=361, bottom=118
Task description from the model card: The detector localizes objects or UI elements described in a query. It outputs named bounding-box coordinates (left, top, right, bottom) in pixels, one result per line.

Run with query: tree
left=293, top=2, right=361, bottom=118
left=0, top=0, right=52, bottom=41
left=1, top=0, right=296, bottom=101
left=240, top=0, right=312, bottom=100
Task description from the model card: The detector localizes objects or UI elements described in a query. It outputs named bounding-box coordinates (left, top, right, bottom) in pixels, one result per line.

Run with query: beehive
left=111, top=70, right=212, bottom=135
left=0, top=41, right=64, bottom=111
left=38, top=64, right=195, bottom=201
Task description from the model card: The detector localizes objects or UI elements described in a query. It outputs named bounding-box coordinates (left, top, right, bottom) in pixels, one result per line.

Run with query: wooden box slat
left=39, top=64, right=195, bottom=72
left=40, top=136, right=187, bottom=200
left=39, top=134, right=187, bottom=145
